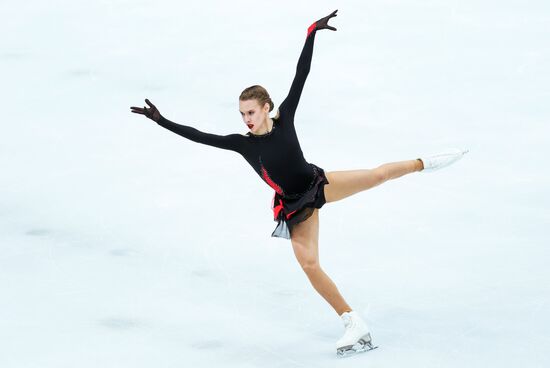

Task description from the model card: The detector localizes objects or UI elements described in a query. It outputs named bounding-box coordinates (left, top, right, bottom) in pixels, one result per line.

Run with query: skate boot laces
left=342, top=313, right=354, bottom=329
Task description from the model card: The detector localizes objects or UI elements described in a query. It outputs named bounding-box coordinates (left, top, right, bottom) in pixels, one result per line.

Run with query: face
left=239, top=99, right=270, bottom=133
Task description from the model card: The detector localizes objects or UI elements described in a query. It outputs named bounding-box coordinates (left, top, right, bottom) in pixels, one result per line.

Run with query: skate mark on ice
left=25, top=228, right=51, bottom=236
left=191, top=268, right=214, bottom=278
left=109, top=248, right=139, bottom=257
left=98, top=317, right=141, bottom=330
left=67, top=68, right=96, bottom=78
left=190, top=339, right=223, bottom=349
left=0, top=51, right=29, bottom=60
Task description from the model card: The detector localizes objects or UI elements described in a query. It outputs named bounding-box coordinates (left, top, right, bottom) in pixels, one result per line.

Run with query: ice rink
left=1, top=0, right=549, bottom=367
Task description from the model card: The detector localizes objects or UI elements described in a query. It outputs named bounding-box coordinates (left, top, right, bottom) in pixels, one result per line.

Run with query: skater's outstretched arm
left=279, top=9, right=338, bottom=121
left=131, top=99, right=244, bottom=153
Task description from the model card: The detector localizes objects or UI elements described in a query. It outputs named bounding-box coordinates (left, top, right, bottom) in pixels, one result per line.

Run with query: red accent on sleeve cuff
left=307, top=22, right=317, bottom=37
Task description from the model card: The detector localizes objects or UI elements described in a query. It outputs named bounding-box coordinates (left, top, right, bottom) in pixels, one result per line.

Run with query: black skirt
left=270, top=163, right=330, bottom=240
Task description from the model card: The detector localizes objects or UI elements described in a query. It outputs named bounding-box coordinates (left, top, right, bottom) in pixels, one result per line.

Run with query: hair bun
left=239, top=85, right=275, bottom=113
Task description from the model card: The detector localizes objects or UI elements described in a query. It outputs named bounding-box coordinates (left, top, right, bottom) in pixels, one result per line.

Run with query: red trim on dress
left=307, top=22, right=317, bottom=37
left=273, top=198, right=284, bottom=221
left=261, top=165, right=284, bottom=195
left=272, top=197, right=298, bottom=221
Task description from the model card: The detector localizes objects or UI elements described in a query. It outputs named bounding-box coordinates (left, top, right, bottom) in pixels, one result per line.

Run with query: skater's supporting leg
left=290, top=208, right=352, bottom=315
left=324, top=159, right=423, bottom=203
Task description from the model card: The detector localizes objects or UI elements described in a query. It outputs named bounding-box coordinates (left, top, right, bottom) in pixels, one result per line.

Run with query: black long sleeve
left=157, top=116, right=244, bottom=154
left=279, top=22, right=317, bottom=120
left=154, top=22, right=321, bottom=198
left=151, top=20, right=328, bottom=241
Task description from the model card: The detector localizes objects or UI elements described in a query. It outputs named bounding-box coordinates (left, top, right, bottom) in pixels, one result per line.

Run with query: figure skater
left=130, top=9, right=468, bottom=357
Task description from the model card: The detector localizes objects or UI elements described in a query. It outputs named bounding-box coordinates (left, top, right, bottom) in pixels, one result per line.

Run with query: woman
left=130, top=9, right=468, bottom=357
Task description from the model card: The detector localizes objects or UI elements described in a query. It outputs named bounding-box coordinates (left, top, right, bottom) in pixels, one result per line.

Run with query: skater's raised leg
left=290, top=208, right=352, bottom=316
left=324, top=159, right=423, bottom=203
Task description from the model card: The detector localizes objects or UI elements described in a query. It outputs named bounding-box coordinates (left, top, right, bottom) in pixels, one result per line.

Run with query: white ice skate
left=336, top=311, right=378, bottom=358
left=418, top=148, right=469, bottom=173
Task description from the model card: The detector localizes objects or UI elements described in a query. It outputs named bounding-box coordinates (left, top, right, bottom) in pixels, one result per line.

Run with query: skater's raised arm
left=279, top=10, right=338, bottom=120
left=156, top=116, right=244, bottom=153
left=130, top=99, right=244, bottom=153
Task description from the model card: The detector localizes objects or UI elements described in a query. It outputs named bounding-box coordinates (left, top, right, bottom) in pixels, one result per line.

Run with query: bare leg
left=305, top=267, right=352, bottom=316
left=290, top=208, right=352, bottom=315
left=382, top=158, right=424, bottom=180
left=289, top=159, right=423, bottom=315
left=324, top=159, right=423, bottom=203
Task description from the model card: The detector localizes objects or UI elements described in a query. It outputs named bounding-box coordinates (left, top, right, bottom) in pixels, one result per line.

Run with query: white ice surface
left=1, top=0, right=549, bottom=367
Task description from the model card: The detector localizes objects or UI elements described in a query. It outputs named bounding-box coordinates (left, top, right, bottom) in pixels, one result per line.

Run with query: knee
left=300, top=259, right=321, bottom=274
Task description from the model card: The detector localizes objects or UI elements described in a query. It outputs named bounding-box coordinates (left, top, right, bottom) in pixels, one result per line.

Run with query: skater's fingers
left=328, top=26, right=337, bottom=31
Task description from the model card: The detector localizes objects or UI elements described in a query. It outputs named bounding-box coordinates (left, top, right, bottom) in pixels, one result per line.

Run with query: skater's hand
left=315, top=9, right=338, bottom=31
left=130, top=98, right=163, bottom=123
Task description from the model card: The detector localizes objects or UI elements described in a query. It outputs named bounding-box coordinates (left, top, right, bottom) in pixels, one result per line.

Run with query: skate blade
left=336, top=338, right=379, bottom=358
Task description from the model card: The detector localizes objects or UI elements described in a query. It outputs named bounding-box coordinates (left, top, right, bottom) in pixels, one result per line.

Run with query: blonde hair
left=239, top=85, right=280, bottom=120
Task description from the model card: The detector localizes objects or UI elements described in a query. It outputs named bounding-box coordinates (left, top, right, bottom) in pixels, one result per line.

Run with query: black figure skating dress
left=156, top=21, right=329, bottom=240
